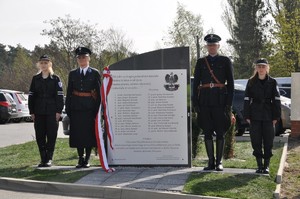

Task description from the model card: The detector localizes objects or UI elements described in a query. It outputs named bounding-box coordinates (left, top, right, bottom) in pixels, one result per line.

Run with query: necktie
left=80, top=69, right=84, bottom=78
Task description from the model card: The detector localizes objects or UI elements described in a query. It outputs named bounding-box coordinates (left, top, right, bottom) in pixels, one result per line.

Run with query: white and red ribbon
left=95, top=66, right=115, bottom=172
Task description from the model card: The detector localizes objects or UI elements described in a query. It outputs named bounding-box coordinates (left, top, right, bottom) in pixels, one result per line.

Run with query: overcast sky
left=0, top=0, right=230, bottom=54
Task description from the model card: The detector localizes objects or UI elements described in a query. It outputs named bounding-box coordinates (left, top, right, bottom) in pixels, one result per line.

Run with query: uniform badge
left=58, top=82, right=63, bottom=88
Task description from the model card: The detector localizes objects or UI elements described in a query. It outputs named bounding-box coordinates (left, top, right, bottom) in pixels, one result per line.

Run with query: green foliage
left=192, top=113, right=202, bottom=158
left=164, top=3, right=205, bottom=69
left=0, top=15, right=136, bottom=92
left=224, top=0, right=270, bottom=79
left=224, top=120, right=236, bottom=159
left=266, top=0, right=300, bottom=74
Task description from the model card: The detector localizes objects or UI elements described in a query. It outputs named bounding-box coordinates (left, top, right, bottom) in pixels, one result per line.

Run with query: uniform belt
left=199, top=83, right=225, bottom=88
left=72, top=90, right=92, bottom=97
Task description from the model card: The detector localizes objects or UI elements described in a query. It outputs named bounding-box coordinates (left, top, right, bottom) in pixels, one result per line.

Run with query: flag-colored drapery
left=95, top=66, right=115, bottom=172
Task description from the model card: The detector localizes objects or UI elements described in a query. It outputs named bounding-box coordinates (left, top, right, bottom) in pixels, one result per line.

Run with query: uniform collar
left=36, top=72, right=54, bottom=79
left=79, top=66, right=90, bottom=75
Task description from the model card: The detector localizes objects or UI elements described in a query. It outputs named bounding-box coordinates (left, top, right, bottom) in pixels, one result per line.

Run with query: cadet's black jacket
left=65, top=67, right=101, bottom=116
left=28, top=73, right=64, bottom=115
left=243, top=74, right=281, bottom=121
left=192, top=55, right=234, bottom=107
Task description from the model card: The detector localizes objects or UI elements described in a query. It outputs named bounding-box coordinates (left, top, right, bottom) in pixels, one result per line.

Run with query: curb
left=273, top=139, right=289, bottom=199
left=0, top=177, right=229, bottom=199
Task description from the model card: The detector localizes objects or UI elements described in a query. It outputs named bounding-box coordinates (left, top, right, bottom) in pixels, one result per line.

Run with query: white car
left=0, top=89, right=31, bottom=122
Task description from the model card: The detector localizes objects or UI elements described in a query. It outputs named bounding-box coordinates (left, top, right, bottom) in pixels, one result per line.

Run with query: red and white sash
left=95, top=66, right=115, bottom=172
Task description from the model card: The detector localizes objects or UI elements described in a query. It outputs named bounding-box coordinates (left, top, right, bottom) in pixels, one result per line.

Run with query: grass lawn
left=184, top=140, right=284, bottom=199
left=0, top=138, right=100, bottom=182
left=0, top=137, right=284, bottom=199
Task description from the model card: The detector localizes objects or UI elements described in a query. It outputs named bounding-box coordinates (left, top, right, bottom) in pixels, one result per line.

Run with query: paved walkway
left=74, top=166, right=257, bottom=192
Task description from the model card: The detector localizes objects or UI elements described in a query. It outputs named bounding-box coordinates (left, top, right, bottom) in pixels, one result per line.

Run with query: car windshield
left=16, top=93, right=26, bottom=101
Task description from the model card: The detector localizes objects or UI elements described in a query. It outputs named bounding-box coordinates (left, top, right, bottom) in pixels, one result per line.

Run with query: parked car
left=233, top=83, right=291, bottom=136
left=23, top=94, right=33, bottom=122
left=0, top=89, right=31, bottom=123
left=0, top=91, right=18, bottom=124
left=191, top=77, right=291, bottom=136
left=235, top=77, right=291, bottom=98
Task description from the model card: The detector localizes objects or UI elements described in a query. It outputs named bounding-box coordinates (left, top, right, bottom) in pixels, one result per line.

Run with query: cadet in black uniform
left=192, top=34, right=234, bottom=171
left=244, top=58, right=281, bottom=174
left=28, top=55, right=64, bottom=167
left=65, top=47, right=101, bottom=168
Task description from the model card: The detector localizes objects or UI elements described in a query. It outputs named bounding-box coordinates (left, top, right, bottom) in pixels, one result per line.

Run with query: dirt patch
left=280, top=136, right=300, bottom=199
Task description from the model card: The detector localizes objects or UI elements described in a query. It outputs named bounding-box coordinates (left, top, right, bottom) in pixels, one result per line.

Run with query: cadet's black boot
left=263, top=158, right=270, bottom=174
left=38, top=149, right=47, bottom=167
left=203, top=140, right=215, bottom=170
left=76, top=156, right=84, bottom=168
left=216, top=139, right=225, bottom=171
left=76, top=148, right=84, bottom=168
left=83, top=147, right=92, bottom=168
left=255, top=157, right=263, bottom=173
left=45, top=151, right=53, bottom=167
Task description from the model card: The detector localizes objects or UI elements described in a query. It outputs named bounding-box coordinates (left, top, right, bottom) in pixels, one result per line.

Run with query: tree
left=41, top=15, right=106, bottom=70
left=266, top=0, right=300, bottom=75
left=0, top=45, right=34, bottom=91
left=164, top=3, right=205, bottom=69
left=223, top=0, right=269, bottom=78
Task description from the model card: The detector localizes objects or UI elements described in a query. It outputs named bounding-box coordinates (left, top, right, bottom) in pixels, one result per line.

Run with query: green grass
left=0, top=138, right=99, bottom=182
left=185, top=141, right=284, bottom=198
left=0, top=138, right=284, bottom=199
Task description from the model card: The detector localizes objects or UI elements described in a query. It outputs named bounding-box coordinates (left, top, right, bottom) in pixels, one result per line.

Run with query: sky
left=0, top=0, right=230, bottom=54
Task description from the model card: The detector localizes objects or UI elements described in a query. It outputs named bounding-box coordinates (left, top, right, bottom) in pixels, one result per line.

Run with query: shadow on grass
left=184, top=172, right=275, bottom=198
left=0, top=165, right=92, bottom=183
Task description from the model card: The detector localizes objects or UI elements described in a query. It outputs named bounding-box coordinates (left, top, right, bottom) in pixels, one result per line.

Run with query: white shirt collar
left=80, top=66, right=89, bottom=75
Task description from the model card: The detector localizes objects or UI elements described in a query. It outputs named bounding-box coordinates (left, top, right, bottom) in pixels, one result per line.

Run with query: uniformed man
left=243, top=58, right=281, bottom=174
left=65, top=47, right=101, bottom=168
left=192, top=34, right=234, bottom=171
left=28, top=55, right=64, bottom=167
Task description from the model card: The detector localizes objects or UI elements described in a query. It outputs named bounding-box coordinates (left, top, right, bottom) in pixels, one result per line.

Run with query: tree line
left=1, top=0, right=300, bottom=92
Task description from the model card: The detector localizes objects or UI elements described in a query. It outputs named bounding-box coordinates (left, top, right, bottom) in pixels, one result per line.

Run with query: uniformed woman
left=65, top=47, right=101, bottom=168
left=243, top=58, right=281, bottom=174
left=28, top=55, right=64, bottom=167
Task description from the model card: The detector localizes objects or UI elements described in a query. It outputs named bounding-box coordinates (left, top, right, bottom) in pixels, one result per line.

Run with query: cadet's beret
left=255, top=58, right=268, bottom=65
left=39, top=54, right=51, bottom=61
left=204, top=34, right=221, bottom=44
left=75, top=47, right=92, bottom=57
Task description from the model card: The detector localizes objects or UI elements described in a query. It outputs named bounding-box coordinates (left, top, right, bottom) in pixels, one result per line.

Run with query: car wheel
left=24, top=116, right=33, bottom=122
left=11, top=118, right=22, bottom=123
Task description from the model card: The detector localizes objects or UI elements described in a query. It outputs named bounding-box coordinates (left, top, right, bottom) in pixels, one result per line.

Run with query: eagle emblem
left=164, top=72, right=179, bottom=91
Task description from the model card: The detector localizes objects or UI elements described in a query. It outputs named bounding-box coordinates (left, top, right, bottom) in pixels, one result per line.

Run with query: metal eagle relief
left=164, top=72, right=179, bottom=91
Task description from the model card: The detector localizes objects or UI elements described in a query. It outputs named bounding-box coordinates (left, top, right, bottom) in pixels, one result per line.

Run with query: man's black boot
left=203, top=140, right=215, bottom=170
left=216, top=139, right=225, bottom=171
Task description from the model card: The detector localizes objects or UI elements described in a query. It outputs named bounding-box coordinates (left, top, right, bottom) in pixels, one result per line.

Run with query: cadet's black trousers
left=250, top=120, right=274, bottom=159
left=198, top=105, right=227, bottom=141
left=34, top=114, right=58, bottom=152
